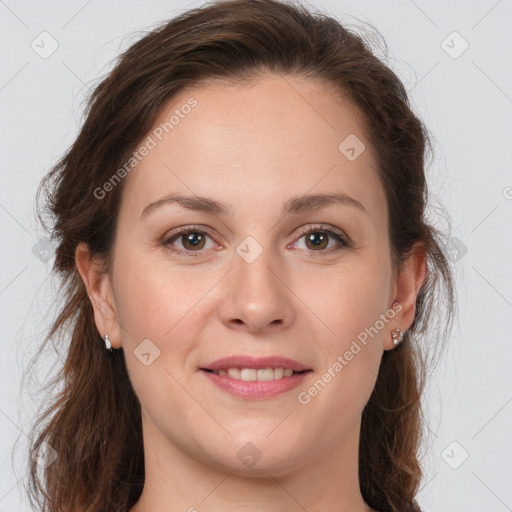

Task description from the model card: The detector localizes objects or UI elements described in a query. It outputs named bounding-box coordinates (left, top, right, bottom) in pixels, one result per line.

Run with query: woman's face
left=92, top=73, right=407, bottom=475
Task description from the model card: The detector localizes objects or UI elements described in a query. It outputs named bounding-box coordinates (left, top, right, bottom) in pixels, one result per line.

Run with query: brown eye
left=293, top=225, right=350, bottom=254
left=304, top=231, right=329, bottom=250
left=163, top=227, right=216, bottom=257
left=180, top=232, right=206, bottom=251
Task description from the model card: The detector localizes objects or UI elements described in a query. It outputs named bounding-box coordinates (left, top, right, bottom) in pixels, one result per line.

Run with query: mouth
left=199, top=356, right=312, bottom=399
left=201, top=367, right=310, bottom=381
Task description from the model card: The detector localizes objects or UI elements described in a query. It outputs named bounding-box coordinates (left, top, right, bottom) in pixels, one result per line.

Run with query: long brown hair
left=25, top=1, right=455, bottom=511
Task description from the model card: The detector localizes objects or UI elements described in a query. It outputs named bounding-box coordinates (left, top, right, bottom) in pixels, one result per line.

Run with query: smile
left=207, top=367, right=304, bottom=381
left=200, top=356, right=313, bottom=398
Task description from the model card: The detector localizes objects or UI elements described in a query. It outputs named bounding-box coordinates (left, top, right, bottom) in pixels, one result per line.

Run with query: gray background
left=1, top=0, right=511, bottom=510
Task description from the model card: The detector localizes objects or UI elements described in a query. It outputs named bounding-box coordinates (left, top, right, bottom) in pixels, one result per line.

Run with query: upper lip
left=201, top=355, right=311, bottom=372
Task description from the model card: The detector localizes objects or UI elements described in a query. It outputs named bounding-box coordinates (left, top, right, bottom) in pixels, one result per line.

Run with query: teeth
left=213, top=367, right=299, bottom=381
left=257, top=368, right=274, bottom=381
left=240, top=368, right=257, bottom=381
left=227, top=368, right=240, bottom=379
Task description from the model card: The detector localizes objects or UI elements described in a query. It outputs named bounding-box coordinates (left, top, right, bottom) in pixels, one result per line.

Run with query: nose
left=217, top=247, right=295, bottom=334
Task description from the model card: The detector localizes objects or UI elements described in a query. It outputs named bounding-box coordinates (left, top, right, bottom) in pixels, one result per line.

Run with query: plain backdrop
left=1, top=1, right=511, bottom=511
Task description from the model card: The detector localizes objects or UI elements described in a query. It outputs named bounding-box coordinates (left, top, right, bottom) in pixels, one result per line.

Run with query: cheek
left=298, top=257, right=390, bottom=407
left=113, top=249, right=211, bottom=341
left=112, top=260, right=205, bottom=420
left=310, top=255, right=391, bottom=346
left=112, top=252, right=225, bottom=390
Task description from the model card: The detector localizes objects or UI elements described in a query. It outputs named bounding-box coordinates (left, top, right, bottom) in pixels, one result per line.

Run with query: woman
left=28, top=0, right=455, bottom=511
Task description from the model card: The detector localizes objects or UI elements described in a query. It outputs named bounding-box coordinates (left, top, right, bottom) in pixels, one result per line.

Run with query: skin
left=76, top=72, right=426, bottom=512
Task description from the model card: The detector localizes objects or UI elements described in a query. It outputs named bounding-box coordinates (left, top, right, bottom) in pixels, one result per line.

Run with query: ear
left=75, top=242, right=122, bottom=349
left=385, top=242, right=427, bottom=351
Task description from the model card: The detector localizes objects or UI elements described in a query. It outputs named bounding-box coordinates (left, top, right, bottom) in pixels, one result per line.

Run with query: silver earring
left=104, top=334, right=112, bottom=351
left=391, top=328, right=404, bottom=346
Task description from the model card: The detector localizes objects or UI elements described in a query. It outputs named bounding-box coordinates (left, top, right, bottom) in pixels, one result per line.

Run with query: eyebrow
left=140, top=192, right=368, bottom=219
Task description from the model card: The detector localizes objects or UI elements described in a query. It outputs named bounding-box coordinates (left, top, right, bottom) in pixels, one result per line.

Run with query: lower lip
left=201, top=370, right=311, bottom=399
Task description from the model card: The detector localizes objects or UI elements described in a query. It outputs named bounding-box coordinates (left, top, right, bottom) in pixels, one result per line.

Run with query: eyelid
left=163, top=224, right=219, bottom=242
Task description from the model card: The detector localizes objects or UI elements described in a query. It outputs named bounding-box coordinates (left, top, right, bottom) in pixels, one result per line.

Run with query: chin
left=196, top=434, right=307, bottom=477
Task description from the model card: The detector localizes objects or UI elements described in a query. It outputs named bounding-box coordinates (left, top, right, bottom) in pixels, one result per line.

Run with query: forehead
left=118, top=72, right=386, bottom=224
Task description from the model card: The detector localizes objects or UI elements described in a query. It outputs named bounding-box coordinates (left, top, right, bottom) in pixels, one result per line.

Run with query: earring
left=391, top=328, right=404, bottom=346
left=104, top=334, right=112, bottom=351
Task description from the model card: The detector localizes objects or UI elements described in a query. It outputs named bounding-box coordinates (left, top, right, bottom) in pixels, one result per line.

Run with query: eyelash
left=162, top=224, right=351, bottom=258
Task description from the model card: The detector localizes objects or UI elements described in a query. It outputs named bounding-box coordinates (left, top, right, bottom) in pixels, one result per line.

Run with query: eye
left=162, top=226, right=217, bottom=257
left=291, top=224, right=351, bottom=255
left=162, top=223, right=351, bottom=258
